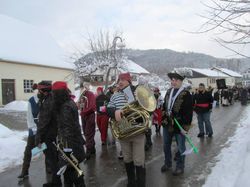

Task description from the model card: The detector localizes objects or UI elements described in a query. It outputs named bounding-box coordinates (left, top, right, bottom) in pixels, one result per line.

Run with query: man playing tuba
left=107, top=72, right=146, bottom=187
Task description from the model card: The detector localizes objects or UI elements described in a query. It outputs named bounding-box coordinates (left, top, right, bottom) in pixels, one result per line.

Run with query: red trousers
left=96, top=114, right=109, bottom=142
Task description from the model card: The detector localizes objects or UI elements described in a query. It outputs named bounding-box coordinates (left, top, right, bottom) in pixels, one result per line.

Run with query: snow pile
left=203, top=106, right=250, bottom=187
left=0, top=123, right=27, bottom=173
left=0, top=100, right=28, bottom=111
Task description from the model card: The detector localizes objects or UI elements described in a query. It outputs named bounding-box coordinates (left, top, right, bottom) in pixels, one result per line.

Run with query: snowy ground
left=0, top=100, right=28, bottom=112
left=203, top=106, right=250, bottom=187
left=0, top=123, right=27, bottom=173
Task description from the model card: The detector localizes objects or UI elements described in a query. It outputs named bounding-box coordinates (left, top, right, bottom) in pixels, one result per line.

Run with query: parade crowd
left=17, top=71, right=248, bottom=187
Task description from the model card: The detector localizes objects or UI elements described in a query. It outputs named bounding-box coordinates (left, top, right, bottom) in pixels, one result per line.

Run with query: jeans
left=197, top=111, right=213, bottom=135
left=163, top=127, right=186, bottom=169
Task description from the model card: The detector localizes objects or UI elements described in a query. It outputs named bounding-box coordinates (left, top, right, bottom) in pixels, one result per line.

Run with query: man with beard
left=52, top=81, right=86, bottom=187
left=79, top=82, right=96, bottom=159
left=35, top=81, right=61, bottom=187
left=161, top=70, right=193, bottom=176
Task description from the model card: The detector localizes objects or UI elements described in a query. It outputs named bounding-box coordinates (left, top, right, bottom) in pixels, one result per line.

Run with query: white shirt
left=27, top=95, right=39, bottom=134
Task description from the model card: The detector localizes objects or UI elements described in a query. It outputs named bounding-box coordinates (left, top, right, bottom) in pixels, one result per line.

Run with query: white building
left=187, top=68, right=229, bottom=89
left=211, top=67, right=243, bottom=86
left=81, top=58, right=150, bottom=86
left=0, top=15, right=74, bottom=106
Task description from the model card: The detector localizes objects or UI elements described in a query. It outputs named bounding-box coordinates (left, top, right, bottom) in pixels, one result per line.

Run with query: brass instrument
left=110, top=85, right=157, bottom=140
left=53, top=142, right=84, bottom=177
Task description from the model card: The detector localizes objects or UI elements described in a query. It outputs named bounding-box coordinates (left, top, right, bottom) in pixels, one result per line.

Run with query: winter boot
left=17, top=170, right=29, bottom=180
left=197, top=132, right=205, bottom=138
left=74, top=175, right=86, bottom=187
left=172, top=168, right=184, bottom=176
left=125, top=162, right=136, bottom=187
left=136, top=166, right=146, bottom=187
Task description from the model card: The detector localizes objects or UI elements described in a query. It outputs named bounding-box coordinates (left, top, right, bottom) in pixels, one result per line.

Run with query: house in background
left=211, top=67, right=243, bottom=86
left=80, top=58, right=150, bottom=86
left=242, top=68, right=250, bottom=87
left=0, top=15, right=74, bottom=106
left=187, top=68, right=229, bottom=89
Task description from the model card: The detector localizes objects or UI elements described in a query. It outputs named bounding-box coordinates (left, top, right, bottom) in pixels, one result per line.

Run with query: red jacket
left=80, top=90, right=96, bottom=117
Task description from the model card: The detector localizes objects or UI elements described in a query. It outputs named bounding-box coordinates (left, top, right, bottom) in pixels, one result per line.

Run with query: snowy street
left=0, top=102, right=247, bottom=187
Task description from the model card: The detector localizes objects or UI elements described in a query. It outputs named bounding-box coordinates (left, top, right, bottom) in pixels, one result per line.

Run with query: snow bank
left=0, top=123, right=27, bottom=173
left=203, top=106, right=250, bottom=187
left=0, top=100, right=28, bottom=111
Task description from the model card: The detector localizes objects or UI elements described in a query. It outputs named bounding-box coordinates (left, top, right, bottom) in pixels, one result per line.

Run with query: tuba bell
left=110, top=85, right=157, bottom=140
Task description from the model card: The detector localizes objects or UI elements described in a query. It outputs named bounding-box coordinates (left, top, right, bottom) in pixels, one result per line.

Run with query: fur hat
left=168, top=68, right=193, bottom=81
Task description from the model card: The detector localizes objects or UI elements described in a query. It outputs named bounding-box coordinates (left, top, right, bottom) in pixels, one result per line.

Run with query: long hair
left=53, top=89, right=70, bottom=111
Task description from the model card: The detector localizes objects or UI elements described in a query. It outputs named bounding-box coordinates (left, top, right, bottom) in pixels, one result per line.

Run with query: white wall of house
left=0, top=61, right=74, bottom=105
left=190, top=77, right=209, bottom=88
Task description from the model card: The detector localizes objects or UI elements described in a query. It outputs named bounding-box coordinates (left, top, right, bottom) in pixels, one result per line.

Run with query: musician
left=35, top=81, right=61, bottom=186
left=18, top=84, right=39, bottom=180
left=79, top=82, right=96, bottom=159
left=193, top=83, right=214, bottom=138
left=161, top=70, right=193, bottom=176
left=107, top=72, right=146, bottom=187
left=52, top=81, right=86, bottom=187
left=95, top=86, right=110, bottom=145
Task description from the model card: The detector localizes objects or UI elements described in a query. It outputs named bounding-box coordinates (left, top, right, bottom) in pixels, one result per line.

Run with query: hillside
left=125, top=49, right=250, bottom=76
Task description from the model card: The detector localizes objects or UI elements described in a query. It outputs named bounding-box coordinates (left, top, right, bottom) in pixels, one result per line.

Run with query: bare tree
left=72, top=30, right=125, bottom=91
left=198, top=0, right=250, bottom=57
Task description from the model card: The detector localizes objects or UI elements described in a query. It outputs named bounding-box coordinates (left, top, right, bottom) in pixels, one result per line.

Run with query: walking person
left=96, top=86, right=110, bottom=145
left=35, top=81, right=61, bottom=187
left=18, top=84, right=39, bottom=180
left=52, top=81, right=86, bottom=187
left=79, top=82, right=96, bottom=159
left=193, top=83, right=214, bottom=138
left=107, top=72, right=147, bottom=187
left=161, top=70, right=193, bottom=176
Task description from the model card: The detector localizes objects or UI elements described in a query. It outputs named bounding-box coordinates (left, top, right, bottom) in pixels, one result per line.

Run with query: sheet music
left=123, top=86, right=135, bottom=103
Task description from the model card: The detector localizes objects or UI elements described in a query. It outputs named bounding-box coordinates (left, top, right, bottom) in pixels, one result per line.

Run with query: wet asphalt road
left=0, top=102, right=245, bottom=187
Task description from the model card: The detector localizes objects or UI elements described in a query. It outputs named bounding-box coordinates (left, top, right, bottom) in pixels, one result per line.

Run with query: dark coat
left=193, top=91, right=213, bottom=113
left=163, top=88, right=193, bottom=133
left=96, top=93, right=109, bottom=115
left=36, top=93, right=57, bottom=144
left=56, top=99, right=85, bottom=162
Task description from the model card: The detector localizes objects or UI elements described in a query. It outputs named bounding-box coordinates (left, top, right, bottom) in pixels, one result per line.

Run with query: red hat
left=52, top=81, right=68, bottom=90
left=96, top=87, right=103, bottom=93
left=118, top=72, right=132, bottom=82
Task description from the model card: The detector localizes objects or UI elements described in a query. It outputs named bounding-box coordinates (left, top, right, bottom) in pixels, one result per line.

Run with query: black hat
left=168, top=72, right=185, bottom=81
left=167, top=68, right=193, bottom=81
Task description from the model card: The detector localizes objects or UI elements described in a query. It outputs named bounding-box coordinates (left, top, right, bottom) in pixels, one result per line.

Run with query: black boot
left=136, top=166, right=146, bottom=187
left=75, top=175, right=86, bottom=187
left=125, top=162, right=136, bottom=187
left=17, top=170, right=29, bottom=180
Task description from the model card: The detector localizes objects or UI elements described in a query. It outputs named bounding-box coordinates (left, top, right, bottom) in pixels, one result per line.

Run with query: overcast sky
left=1, top=0, right=249, bottom=58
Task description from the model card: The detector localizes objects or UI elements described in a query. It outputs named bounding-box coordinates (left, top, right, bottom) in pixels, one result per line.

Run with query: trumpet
left=53, top=142, right=84, bottom=177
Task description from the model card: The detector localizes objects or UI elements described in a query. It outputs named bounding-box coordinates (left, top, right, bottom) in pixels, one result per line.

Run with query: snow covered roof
left=121, top=59, right=149, bottom=74
left=211, top=67, right=242, bottom=78
left=190, top=68, right=229, bottom=77
left=0, top=15, right=73, bottom=70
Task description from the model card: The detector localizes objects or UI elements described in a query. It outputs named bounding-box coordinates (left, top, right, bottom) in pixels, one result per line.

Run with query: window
left=23, top=80, right=34, bottom=93
left=209, top=78, right=216, bottom=84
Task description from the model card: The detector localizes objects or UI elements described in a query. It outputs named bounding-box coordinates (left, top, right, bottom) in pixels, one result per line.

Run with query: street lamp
left=104, top=36, right=125, bottom=92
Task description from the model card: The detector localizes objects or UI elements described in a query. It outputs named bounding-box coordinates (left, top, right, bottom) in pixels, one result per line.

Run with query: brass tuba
left=110, top=85, right=157, bottom=140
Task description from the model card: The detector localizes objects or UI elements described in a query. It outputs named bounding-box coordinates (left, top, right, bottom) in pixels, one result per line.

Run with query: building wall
left=0, top=61, right=74, bottom=105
